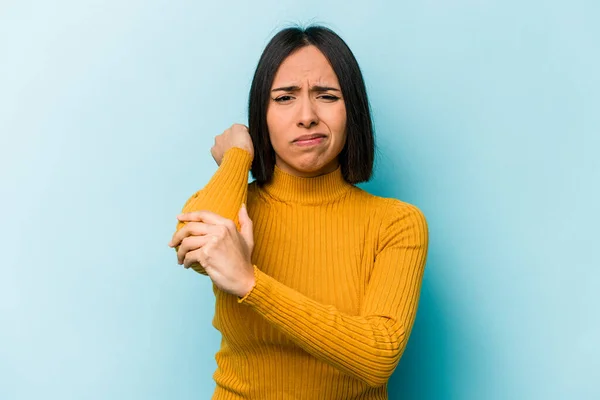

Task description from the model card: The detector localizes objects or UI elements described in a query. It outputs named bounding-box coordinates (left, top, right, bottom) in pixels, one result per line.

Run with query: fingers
left=177, top=234, right=215, bottom=265
left=183, top=248, right=207, bottom=269
left=169, top=221, right=214, bottom=248
left=231, top=123, right=248, bottom=131
left=170, top=210, right=241, bottom=268
left=177, top=210, right=231, bottom=225
left=178, top=211, right=237, bottom=236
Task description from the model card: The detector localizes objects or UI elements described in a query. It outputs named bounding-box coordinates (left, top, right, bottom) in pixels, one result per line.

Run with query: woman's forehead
left=272, top=46, right=339, bottom=88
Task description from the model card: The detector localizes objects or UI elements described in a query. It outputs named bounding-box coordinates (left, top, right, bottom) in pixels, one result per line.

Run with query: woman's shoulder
left=349, top=186, right=426, bottom=221
left=351, top=188, right=428, bottom=243
left=355, top=192, right=428, bottom=251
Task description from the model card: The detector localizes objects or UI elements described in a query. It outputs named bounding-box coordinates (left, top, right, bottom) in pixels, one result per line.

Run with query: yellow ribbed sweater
left=176, top=147, right=428, bottom=399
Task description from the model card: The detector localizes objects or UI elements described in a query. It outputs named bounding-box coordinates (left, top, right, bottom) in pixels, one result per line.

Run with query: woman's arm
left=238, top=202, right=429, bottom=387
left=174, top=146, right=253, bottom=275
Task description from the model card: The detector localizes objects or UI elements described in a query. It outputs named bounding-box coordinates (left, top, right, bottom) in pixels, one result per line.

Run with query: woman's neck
left=260, top=161, right=353, bottom=205
left=274, top=156, right=340, bottom=178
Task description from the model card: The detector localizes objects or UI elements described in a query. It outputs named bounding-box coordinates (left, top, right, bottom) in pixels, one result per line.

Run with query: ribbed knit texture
left=175, top=147, right=429, bottom=399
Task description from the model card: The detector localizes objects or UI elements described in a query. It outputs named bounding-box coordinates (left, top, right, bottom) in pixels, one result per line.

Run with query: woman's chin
left=275, top=152, right=338, bottom=177
left=291, top=161, right=338, bottom=177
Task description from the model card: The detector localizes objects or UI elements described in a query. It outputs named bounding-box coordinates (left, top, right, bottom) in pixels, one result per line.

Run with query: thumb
left=238, top=203, right=254, bottom=249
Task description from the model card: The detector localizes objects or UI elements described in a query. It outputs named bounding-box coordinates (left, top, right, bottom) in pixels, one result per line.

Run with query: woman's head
left=248, top=25, right=374, bottom=184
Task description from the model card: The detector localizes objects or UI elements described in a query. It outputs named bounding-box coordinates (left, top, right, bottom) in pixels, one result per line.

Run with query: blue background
left=1, top=1, right=598, bottom=399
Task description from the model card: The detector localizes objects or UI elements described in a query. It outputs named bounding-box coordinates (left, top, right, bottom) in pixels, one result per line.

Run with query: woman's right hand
left=211, top=124, right=254, bottom=166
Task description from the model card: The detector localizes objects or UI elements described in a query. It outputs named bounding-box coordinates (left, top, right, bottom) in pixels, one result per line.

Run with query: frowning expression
left=266, top=45, right=347, bottom=178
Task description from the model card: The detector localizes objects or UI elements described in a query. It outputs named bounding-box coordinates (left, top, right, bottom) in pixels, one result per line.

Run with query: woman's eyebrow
left=271, top=85, right=341, bottom=93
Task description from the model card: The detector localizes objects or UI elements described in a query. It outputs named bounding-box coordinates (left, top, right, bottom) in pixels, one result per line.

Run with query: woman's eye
left=274, top=95, right=340, bottom=102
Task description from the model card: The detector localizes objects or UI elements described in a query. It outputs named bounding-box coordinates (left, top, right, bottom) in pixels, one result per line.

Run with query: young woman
left=169, top=25, right=429, bottom=399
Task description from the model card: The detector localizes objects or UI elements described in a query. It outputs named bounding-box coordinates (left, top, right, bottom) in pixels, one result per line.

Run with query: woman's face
left=266, top=45, right=347, bottom=178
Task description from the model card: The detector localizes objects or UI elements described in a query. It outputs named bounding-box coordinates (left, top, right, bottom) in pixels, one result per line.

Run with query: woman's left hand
left=168, top=204, right=255, bottom=298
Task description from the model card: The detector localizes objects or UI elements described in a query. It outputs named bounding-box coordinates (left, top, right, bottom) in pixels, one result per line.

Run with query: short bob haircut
left=248, top=25, right=375, bottom=185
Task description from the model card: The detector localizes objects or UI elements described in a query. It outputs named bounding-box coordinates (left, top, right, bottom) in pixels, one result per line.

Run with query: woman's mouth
left=293, top=135, right=327, bottom=147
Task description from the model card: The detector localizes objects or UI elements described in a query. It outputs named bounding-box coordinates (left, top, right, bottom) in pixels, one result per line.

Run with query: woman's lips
left=294, top=137, right=326, bottom=146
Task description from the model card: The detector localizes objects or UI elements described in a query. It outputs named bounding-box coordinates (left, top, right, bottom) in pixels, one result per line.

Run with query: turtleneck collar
left=259, top=164, right=354, bottom=205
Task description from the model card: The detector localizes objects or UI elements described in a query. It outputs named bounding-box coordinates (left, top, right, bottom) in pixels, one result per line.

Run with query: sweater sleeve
left=238, top=202, right=428, bottom=387
left=174, top=147, right=253, bottom=275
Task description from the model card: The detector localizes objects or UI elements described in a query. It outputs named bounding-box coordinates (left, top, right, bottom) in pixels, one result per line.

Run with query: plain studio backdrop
left=1, top=1, right=598, bottom=399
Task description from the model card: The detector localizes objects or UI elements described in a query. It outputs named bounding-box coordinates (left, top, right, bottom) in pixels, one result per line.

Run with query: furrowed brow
left=271, top=86, right=301, bottom=92
left=311, top=85, right=340, bottom=92
left=271, top=85, right=341, bottom=93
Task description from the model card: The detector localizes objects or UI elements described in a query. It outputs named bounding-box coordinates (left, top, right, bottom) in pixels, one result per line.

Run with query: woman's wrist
left=237, top=264, right=257, bottom=300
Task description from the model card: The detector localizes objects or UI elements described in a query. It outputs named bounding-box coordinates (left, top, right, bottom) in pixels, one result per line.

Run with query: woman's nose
left=297, top=97, right=319, bottom=129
